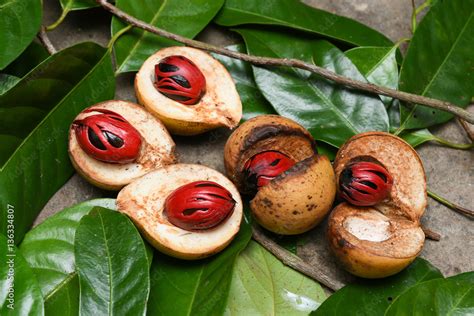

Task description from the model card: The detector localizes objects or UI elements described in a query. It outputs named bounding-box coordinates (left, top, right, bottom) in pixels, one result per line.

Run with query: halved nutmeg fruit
left=135, top=46, right=242, bottom=135
left=68, top=100, right=176, bottom=190
left=117, top=164, right=243, bottom=260
left=224, top=115, right=336, bottom=235
left=328, top=132, right=427, bottom=278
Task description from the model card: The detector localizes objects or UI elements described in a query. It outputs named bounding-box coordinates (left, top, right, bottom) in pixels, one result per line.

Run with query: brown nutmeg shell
left=328, top=132, right=427, bottom=278
left=224, top=115, right=317, bottom=194
left=224, top=115, right=336, bottom=235
left=251, top=155, right=336, bottom=235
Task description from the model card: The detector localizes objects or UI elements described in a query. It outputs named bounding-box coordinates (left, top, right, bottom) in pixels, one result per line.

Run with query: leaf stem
left=46, top=8, right=70, bottom=32
left=251, top=225, right=344, bottom=291
left=94, top=0, right=474, bottom=124
left=428, top=189, right=474, bottom=218
left=108, top=25, right=133, bottom=50
left=432, top=136, right=474, bottom=150
left=37, top=26, right=57, bottom=55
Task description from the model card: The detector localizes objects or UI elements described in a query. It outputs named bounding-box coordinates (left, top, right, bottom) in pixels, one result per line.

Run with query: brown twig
left=38, top=26, right=57, bottom=54
left=95, top=0, right=474, bottom=124
left=458, top=118, right=474, bottom=142
left=252, top=225, right=344, bottom=291
left=422, top=227, right=441, bottom=241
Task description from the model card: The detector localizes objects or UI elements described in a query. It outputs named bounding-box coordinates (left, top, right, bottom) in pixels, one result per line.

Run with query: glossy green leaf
left=112, top=0, right=224, bottom=73
left=0, top=74, right=19, bottom=95
left=345, top=46, right=398, bottom=107
left=0, top=0, right=42, bottom=70
left=448, top=271, right=474, bottom=284
left=75, top=207, right=150, bottom=315
left=215, top=0, right=392, bottom=47
left=238, top=28, right=388, bottom=148
left=0, top=42, right=115, bottom=244
left=225, top=241, right=326, bottom=315
left=0, top=234, right=44, bottom=315
left=59, top=0, right=97, bottom=11
left=212, top=44, right=275, bottom=121
left=148, top=217, right=252, bottom=316
left=399, top=0, right=474, bottom=129
left=385, top=277, right=474, bottom=315
left=19, top=199, right=116, bottom=316
left=3, top=42, right=49, bottom=78
left=313, top=258, right=443, bottom=316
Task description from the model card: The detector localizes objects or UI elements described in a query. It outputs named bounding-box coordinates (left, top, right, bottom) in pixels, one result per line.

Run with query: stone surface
left=38, top=0, right=473, bottom=283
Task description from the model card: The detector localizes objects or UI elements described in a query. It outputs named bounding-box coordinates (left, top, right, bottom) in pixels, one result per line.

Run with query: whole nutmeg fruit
left=328, top=132, right=427, bottom=279
left=73, top=109, right=142, bottom=164
left=164, top=181, right=236, bottom=231
left=243, top=151, right=295, bottom=194
left=117, top=164, right=243, bottom=260
left=154, top=55, right=206, bottom=105
left=224, top=115, right=336, bottom=235
left=339, top=161, right=393, bottom=206
left=135, top=47, right=242, bottom=136
left=69, top=101, right=176, bottom=190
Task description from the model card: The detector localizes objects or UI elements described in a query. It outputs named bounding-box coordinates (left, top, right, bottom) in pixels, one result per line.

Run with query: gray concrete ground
left=38, top=0, right=473, bottom=283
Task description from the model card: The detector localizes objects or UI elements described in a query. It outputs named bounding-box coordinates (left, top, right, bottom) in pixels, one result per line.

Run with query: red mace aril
left=154, top=55, right=206, bottom=105
left=243, top=151, right=296, bottom=193
left=339, top=161, right=393, bottom=206
left=164, top=181, right=236, bottom=231
left=73, top=109, right=142, bottom=164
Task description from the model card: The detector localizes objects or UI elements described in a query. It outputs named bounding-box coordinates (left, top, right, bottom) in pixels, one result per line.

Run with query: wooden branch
left=422, top=227, right=441, bottom=241
left=38, top=26, right=57, bottom=54
left=252, top=225, right=344, bottom=291
left=96, top=0, right=474, bottom=124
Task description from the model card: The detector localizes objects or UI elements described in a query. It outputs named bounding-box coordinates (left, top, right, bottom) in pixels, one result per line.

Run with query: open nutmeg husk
left=328, top=132, right=427, bottom=278
left=224, top=115, right=336, bottom=235
left=68, top=100, right=176, bottom=190
left=135, top=46, right=242, bottom=136
left=117, top=164, right=243, bottom=260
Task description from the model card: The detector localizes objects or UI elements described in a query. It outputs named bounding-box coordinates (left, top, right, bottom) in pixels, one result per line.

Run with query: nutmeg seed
left=73, top=109, right=142, bottom=164
left=339, top=161, right=393, bottom=206
left=243, top=150, right=295, bottom=195
left=154, top=55, right=206, bottom=105
left=164, top=181, right=236, bottom=231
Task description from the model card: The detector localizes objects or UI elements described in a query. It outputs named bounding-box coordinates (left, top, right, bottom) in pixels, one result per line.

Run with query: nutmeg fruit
left=69, top=100, right=176, bottom=190
left=116, top=164, right=243, bottom=260
left=328, top=132, right=427, bottom=278
left=224, top=115, right=336, bottom=235
left=135, top=47, right=242, bottom=135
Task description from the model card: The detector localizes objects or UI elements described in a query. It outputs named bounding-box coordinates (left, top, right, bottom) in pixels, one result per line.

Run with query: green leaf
left=398, top=0, right=474, bottom=129
left=3, top=42, right=49, bottom=78
left=75, top=207, right=150, bottom=315
left=0, top=0, right=42, bottom=70
left=448, top=272, right=474, bottom=284
left=112, top=0, right=224, bottom=73
left=313, top=258, right=443, bottom=316
left=225, top=241, right=326, bottom=315
left=18, top=199, right=116, bottom=316
left=0, top=233, right=44, bottom=315
left=237, top=28, right=388, bottom=148
left=59, top=0, right=98, bottom=11
left=385, top=277, right=474, bottom=315
left=0, top=74, right=20, bottom=95
left=211, top=44, right=276, bottom=121
left=214, top=0, right=392, bottom=47
left=148, top=217, right=252, bottom=316
left=345, top=46, right=398, bottom=107
left=0, top=42, right=115, bottom=244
